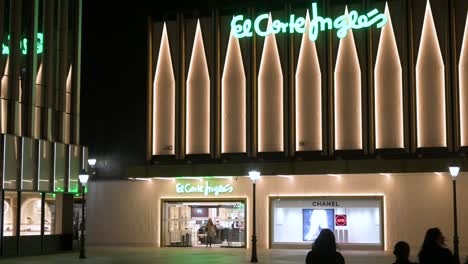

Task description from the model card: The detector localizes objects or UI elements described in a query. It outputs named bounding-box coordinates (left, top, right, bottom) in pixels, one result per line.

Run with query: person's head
left=422, top=228, right=445, bottom=250
left=393, top=241, right=410, bottom=260
left=208, top=218, right=213, bottom=224
left=312, top=229, right=337, bottom=253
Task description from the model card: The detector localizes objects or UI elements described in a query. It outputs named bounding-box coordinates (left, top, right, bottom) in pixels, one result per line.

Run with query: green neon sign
left=176, top=182, right=234, bottom=196
left=231, top=3, right=387, bottom=42
left=2, top=33, right=44, bottom=55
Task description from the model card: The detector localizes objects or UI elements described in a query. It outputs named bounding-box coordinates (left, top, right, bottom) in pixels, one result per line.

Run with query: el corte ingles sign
left=231, top=3, right=388, bottom=42
left=176, top=182, right=234, bottom=196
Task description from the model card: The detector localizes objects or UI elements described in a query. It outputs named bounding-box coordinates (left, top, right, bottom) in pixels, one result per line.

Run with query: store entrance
left=162, top=200, right=246, bottom=248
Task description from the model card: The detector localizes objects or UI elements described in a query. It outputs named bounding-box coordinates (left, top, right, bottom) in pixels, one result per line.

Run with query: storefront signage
left=312, top=201, right=340, bottom=207
left=231, top=3, right=387, bottom=42
left=176, top=182, right=234, bottom=196
left=335, top=214, right=347, bottom=226
left=2, top=33, right=44, bottom=55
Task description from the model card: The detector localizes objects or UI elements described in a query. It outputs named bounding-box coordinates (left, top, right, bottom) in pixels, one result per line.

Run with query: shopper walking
left=305, top=228, right=345, bottom=264
left=418, top=228, right=455, bottom=264
left=206, top=218, right=217, bottom=248
left=393, top=241, right=417, bottom=264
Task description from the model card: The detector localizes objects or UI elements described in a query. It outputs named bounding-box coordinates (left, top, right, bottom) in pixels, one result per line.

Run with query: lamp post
left=249, top=170, right=260, bottom=263
left=449, top=166, right=460, bottom=264
left=78, top=158, right=96, bottom=259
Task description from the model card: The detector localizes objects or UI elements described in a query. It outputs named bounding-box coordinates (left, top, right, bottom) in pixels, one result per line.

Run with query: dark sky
left=81, top=1, right=150, bottom=177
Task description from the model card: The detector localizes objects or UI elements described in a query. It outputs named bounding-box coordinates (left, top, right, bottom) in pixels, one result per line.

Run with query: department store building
left=87, top=0, right=468, bottom=254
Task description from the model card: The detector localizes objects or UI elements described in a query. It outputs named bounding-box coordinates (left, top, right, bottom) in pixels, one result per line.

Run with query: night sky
left=80, top=0, right=277, bottom=178
left=81, top=1, right=150, bottom=178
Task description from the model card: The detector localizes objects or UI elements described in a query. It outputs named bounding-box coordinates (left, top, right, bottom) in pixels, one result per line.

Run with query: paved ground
left=0, top=247, right=409, bottom=264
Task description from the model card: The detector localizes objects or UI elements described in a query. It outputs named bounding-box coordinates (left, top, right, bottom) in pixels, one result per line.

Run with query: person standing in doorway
left=206, top=218, right=217, bottom=248
left=418, top=228, right=455, bottom=264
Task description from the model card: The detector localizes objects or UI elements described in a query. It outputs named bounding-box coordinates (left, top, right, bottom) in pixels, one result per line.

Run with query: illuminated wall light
left=459, top=12, right=468, bottom=146
left=152, top=177, right=175, bottom=181
left=415, top=1, right=446, bottom=148
left=296, top=10, right=322, bottom=151
left=129, top=178, right=152, bottom=182
left=374, top=4, right=403, bottom=149
left=36, top=63, right=43, bottom=106
left=186, top=20, right=210, bottom=154
left=334, top=7, right=362, bottom=150
left=1, top=56, right=10, bottom=99
left=258, top=15, right=284, bottom=152
left=66, top=65, right=72, bottom=113
left=154, top=23, right=176, bottom=155
left=222, top=27, right=246, bottom=153
left=34, top=63, right=43, bottom=139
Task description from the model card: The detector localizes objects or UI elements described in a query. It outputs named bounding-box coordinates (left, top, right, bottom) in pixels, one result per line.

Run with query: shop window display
left=20, top=193, right=43, bottom=236
left=3, top=192, right=18, bottom=236
left=163, top=201, right=246, bottom=248
left=44, top=194, right=57, bottom=235
left=272, top=197, right=383, bottom=247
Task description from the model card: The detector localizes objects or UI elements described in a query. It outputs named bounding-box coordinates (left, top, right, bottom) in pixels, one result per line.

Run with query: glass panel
left=3, top=191, right=18, bottom=236
left=21, top=137, right=37, bottom=191
left=3, top=134, right=20, bottom=190
left=38, top=140, right=52, bottom=191
left=73, top=202, right=82, bottom=240
left=20, top=192, right=42, bottom=236
left=82, top=146, right=88, bottom=172
left=162, top=201, right=246, bottom=248
left=54, top=143, right=66, bottom=192
left=68, top=145, right=79, bottom=193
left=44, top=193, right=57, bottom=235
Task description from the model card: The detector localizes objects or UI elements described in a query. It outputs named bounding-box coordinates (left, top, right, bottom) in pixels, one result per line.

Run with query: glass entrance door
left=162, top=200, right=246, bottom=248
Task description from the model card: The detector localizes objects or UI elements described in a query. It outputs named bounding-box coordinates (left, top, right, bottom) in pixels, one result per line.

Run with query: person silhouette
left=305, top=228, right=345, bottom=264
left=418, top=228, right=455, bottom=264
left=205, top=218, right=217, bottom=248
left=393, top=241, right=417, bottom=264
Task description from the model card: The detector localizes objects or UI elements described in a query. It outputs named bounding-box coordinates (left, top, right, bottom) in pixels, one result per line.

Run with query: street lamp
left=449, top=166, right=460, bottom=264
left=78, top=168, right=89, bottom=259
left=249, top=170, right=260, bottom=263
left=78, top=158, right=95, bottom=259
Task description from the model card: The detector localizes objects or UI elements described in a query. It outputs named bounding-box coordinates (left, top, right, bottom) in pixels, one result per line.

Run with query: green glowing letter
left=254, top=13, right=271, bottom=37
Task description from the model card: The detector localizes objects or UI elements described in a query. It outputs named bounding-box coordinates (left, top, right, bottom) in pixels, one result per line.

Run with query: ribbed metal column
left=71, top=0, right=82, bottom=145
left=6, top=0, right=22, bottom=135
left=42, top=0, right=56, bottom=141
left=24, top=0, right=39, bottom=138
left=56, top=0, right=69, bottom=144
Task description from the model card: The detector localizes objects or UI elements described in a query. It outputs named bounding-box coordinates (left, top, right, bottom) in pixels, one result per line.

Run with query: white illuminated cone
left=334, top=6, right=362, bottom=150
left=258, top=14, right=283, bottom=152
left=374, top=3, right=403, bottom=149
left=186, top=20, right=210, bottom=154
left=222, top=27, right=246, bottom=153
left=154, top=23, right=175, bottom=155
left=296, top=10, right=322, bottom=151
left=415, top=0, right=446, bottom=147
left=459, top=12, right=468, bottom=146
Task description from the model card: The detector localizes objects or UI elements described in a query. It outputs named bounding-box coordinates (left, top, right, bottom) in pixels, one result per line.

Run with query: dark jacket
left=305, top=251, right=345, bottom=264
left=419, top=247, right=455, bottom=264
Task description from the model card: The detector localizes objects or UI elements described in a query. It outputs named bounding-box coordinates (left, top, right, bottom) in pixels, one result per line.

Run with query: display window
left=3, top=191, right=18, bottom=236
left=20, top=192, right=43, bottom=236
left=44, top=193, right=57, bottom=235
left=270, top=196, right=384, bottom=249
left=161, top=199, right=246, bottom=248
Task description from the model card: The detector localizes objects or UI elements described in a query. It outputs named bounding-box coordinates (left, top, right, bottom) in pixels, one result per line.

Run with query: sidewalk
left=0, top=247, right=400, bottom=264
